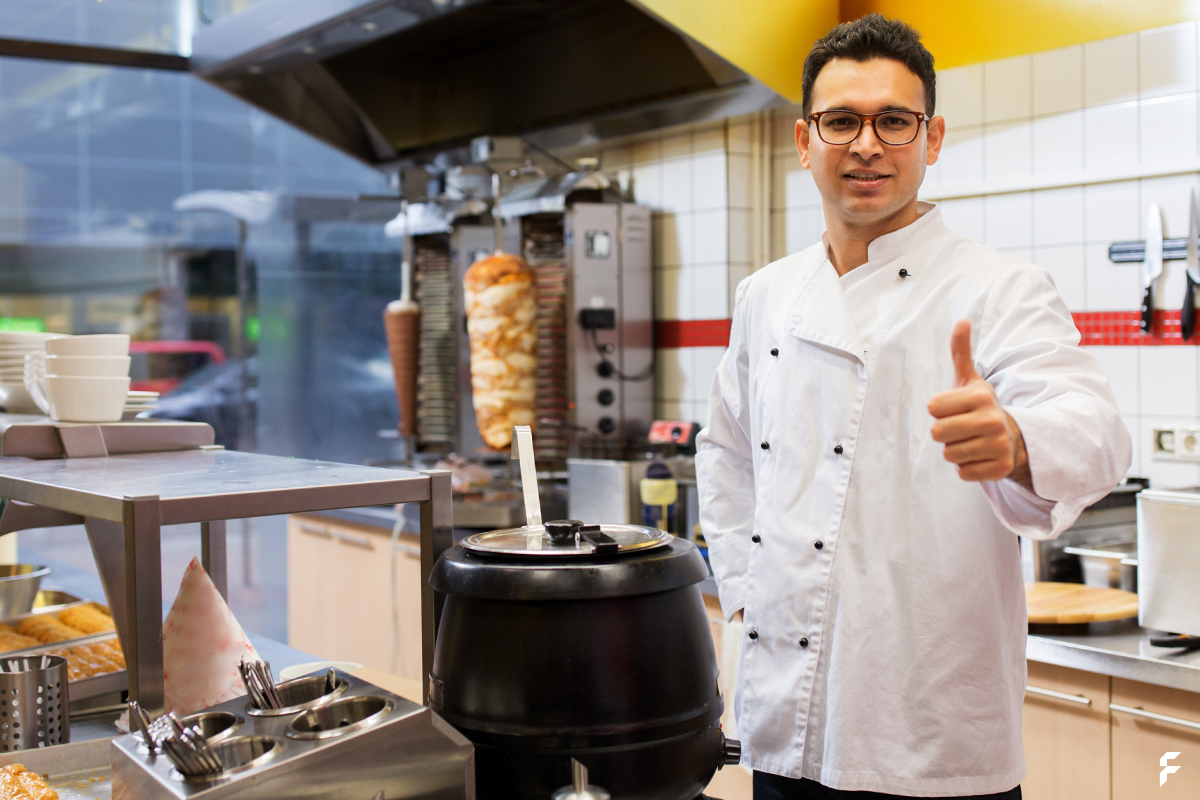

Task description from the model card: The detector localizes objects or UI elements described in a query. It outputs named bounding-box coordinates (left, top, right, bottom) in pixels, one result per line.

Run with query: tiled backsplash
left=590, top=19, right=1200, bottom=489
left=589, top=119, right=751, bottom=426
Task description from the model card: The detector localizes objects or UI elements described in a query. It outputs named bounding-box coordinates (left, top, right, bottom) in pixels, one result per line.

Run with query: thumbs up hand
left=928, top=320, right=1034, bottom=490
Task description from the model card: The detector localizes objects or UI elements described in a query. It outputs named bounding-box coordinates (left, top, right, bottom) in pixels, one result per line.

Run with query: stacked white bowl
left=0, top=332, right=68, bottom=413
left=24, top=335, right=132, bottom=423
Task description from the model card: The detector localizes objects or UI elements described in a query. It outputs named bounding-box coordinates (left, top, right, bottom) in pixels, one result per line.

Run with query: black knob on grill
left=723, top=736, right=742, bottom=765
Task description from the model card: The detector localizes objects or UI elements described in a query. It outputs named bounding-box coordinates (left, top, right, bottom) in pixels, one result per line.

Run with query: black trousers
left=752, top=772, right=1022, bottom=800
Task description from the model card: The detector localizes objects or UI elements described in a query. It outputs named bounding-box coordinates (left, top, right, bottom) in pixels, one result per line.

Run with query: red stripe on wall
left=1071, top=310, right=1191, bottom=346
left=655, top=312, right=1194, bottom=349
left=655, top=319, right=733, bottom=348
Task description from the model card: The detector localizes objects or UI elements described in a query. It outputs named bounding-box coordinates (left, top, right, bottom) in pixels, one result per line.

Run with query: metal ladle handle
left=512, top=425, right=542, bottom=528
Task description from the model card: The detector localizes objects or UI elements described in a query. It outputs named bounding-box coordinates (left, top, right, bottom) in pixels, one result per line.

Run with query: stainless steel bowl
left=286, top=695, right=393, bottom=740
left=244, top=675, right=348, bottom=717
left=0, top=565, right=51, bottom=618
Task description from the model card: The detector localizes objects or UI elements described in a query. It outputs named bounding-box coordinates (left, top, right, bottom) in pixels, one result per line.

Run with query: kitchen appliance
left=567, top=422, right=700, bottom=531
left=110, top=668, right=474, bottom=799
left=1142, top=202, right=1164, bottom=333
left=190, top=0, right=777, bottom=166
left=1137, top=487, right=1200, bottom=637
left=1063, top=541, right=1137, bottom=592
left=1021, top=480, right=1143, bottom=584
left=384, top=187, right=500, bottom=457
left=1184, top=188, right=1200, bottom=341
left=393, top=159, right=653, bottom=467
left=426, top=428, right=738, bottom=800
left=498, top=168, right=654, bottom=463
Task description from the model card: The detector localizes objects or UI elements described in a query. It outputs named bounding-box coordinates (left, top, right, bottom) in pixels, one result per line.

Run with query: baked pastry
left=57, top=605, right=114, bottom=635
left=14, top=617, right=84, bottom=644
left=463, top=252, right=538, bottom=449
left=47, top=643, right=122, bottom=681
left=0, top=626, right=39, bottom=654
left=0, top=763, right=59, bottom=799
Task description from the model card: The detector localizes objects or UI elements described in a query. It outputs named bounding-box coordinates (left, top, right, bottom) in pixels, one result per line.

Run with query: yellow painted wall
left=845, top=0, right=1200, bottom=71
left=636, top=0, right=1200, bottom=103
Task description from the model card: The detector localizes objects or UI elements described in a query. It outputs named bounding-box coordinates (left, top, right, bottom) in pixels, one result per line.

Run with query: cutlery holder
left=0, top=654, right=69, bottom=750
left=112, top=669, right=473, bottom=799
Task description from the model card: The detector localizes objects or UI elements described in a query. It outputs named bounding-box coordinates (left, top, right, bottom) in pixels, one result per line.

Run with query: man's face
left=796, top=58, right=944, bottom=229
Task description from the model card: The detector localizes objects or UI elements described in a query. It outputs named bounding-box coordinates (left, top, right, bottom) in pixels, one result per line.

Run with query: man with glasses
left=696, top=14, right=1130, bottom=800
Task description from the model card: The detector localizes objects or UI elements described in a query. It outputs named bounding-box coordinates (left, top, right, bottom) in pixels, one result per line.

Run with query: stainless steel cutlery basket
left=112, top=668, right=474, bottom=799
left=0, top=654, right=69, bottom=751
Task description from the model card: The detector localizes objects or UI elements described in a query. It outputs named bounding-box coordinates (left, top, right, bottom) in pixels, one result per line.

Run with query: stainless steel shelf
left=0, top=449, right=432, bottom=524
left=0, top=444, right=452, bottom=717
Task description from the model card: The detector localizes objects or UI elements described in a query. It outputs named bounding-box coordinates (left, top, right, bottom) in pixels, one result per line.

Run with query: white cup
left=44, top=355, right=131, bottom=378
left=22, top=354, right=49, bottom=415
left=45, top=376, right=130, bottom=423
left=0, top=332, right=65, bottom=346
left=45, top=334, right=130, bottom=357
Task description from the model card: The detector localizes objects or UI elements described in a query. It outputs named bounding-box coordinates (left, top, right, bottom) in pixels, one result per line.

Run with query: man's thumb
left=950, top=319, right=979, bottom=387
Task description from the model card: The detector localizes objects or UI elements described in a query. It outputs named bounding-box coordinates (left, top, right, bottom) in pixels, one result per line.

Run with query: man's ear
left=796, top=118, right=811, bottom=169
left=926, top=115, right=946, bottom=166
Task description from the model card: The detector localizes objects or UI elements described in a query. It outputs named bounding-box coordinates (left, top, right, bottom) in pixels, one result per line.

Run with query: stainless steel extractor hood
left=191, top=0, right=781, bottom=168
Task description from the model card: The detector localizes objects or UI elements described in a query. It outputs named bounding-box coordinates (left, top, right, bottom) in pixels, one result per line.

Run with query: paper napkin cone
left=162, top=557, right=259, bottom=715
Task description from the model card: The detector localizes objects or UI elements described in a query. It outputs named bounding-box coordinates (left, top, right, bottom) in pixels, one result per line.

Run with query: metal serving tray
left=112, top=669, right=474, bottom=799
left=0, top=600, right=129, bottom=704
left=0, top=737, right=113, bottom=799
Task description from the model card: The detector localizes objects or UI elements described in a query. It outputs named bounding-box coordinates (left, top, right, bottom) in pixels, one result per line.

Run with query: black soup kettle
left=428, top=517, right=741, bottom=800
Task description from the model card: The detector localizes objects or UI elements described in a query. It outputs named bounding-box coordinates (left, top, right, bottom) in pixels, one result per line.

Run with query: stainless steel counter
left=1028, top=621, right=1200, bottom=693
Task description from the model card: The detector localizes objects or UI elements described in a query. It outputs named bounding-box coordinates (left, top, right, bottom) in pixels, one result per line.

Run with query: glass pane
left=0, top=0, right=196, bottom=55
left=0, top=53, right=393, bottom=455
left=197, top=0, right=265, bottom=28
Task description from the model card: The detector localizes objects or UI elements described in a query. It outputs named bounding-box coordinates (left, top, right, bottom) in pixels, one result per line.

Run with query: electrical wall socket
left=1152, top=425, right=1200, bottom=461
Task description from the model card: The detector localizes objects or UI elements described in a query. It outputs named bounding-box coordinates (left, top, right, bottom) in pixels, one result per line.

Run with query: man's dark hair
left=801, top=14, right=935, bottom=119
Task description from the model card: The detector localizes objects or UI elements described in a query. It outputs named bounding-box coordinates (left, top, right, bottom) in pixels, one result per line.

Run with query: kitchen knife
left=1142, top=202, right=1164, bottom=333
left=1184, top=189, right=1200, bottom=341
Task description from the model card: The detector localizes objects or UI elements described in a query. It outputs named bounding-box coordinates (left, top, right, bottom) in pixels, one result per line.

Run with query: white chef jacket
left=696, top=203, right=1131, bottom=796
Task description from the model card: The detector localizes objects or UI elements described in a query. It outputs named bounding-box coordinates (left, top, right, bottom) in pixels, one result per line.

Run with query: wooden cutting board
left=1026, top=581, right=1138, bottom=624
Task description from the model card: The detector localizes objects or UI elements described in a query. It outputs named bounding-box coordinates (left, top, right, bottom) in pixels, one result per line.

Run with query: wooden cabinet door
left=326, top=521, right=394, bottom=671
left=1022, top=661, right=1111, bottom=800
left=1112, top=678, right=1200, bottom=799
left=287, top=517, right=339, bottom=660
left=287, top=514, right=425, bottom=680
left=390, top=536, right=423, bottom=682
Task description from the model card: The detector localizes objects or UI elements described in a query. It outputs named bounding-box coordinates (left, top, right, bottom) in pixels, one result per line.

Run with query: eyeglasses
left=806, top=110, right=927, bottom=146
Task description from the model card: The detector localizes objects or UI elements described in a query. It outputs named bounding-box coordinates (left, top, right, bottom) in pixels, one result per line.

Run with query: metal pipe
left=201, top=520, right=228, bottom=600
left=419, top=470, right=453, bottom=704
left=125, top=495, right=166, bottom=714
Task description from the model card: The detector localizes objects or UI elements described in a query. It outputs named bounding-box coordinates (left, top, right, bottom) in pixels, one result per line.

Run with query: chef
left=696, top=14, right=1131, bottom=800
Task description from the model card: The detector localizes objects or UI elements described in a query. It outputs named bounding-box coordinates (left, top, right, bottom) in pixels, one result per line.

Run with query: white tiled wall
left=590, top=120, right=747, bottom=423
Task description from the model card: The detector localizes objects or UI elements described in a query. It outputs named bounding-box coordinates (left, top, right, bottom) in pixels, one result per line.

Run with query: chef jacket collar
left=820, top=201, right=942, bottom=265
left=790, top=203, right=941, bottom=365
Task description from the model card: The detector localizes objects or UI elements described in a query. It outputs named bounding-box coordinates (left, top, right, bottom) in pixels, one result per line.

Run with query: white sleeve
left=695, top=278, right=756, bottom=620
left=975, top=261, right=1132, bottom=541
